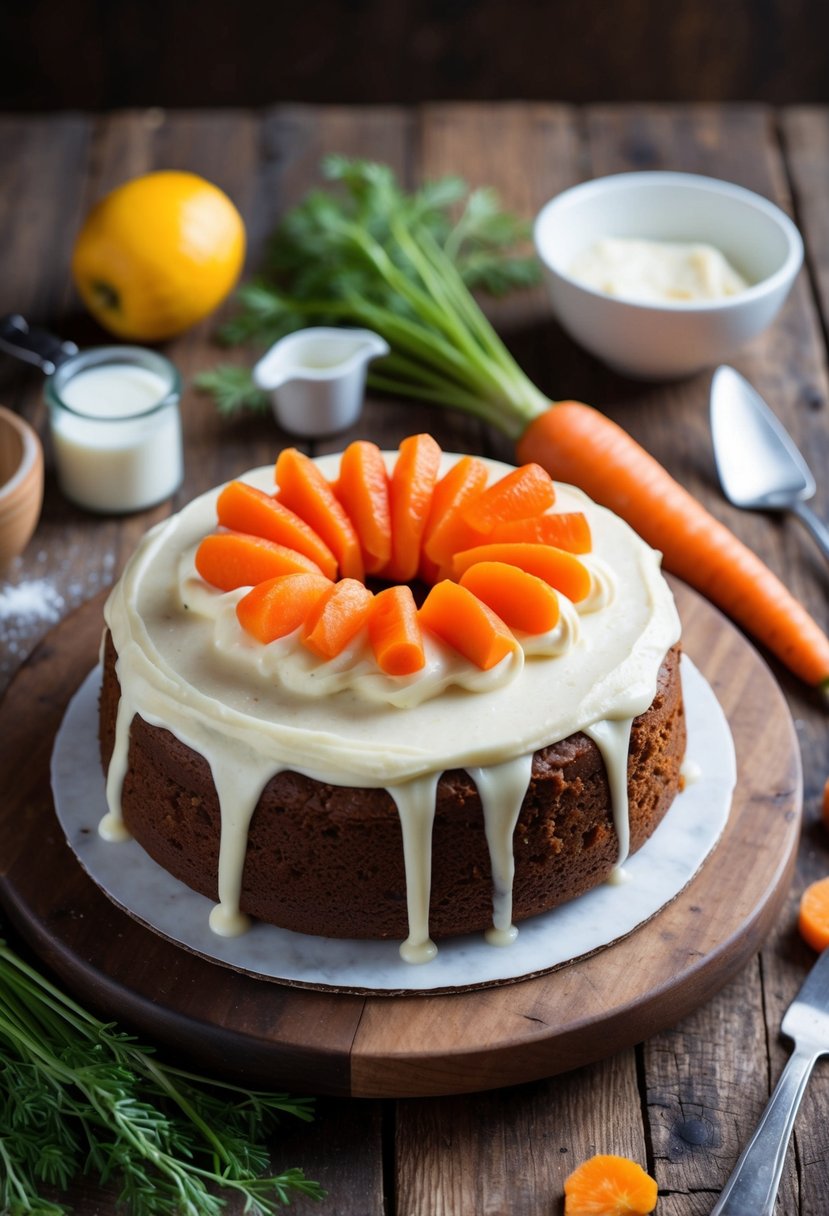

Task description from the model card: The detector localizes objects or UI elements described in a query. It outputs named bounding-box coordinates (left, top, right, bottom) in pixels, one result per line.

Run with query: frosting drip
left=100, top=453, right=681, bottom=961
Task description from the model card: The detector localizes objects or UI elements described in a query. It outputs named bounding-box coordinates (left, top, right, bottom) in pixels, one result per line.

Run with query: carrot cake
left=98, top=438, right=685, bottom=964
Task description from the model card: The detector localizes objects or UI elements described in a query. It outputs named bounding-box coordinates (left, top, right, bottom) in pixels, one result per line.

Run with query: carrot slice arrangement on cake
left=99, top=436, right=685, bottom=964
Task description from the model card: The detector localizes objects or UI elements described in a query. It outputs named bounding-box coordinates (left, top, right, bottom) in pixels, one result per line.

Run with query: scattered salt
left=0, top=578, right=66, bottom=628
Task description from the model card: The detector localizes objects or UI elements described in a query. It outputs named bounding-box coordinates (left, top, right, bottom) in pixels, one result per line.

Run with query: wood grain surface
left=1, top=103, right=828, bottom=1213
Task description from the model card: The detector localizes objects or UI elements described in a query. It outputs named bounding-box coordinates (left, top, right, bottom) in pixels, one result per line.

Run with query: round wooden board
left=0, top=580, right=801, bottom=1098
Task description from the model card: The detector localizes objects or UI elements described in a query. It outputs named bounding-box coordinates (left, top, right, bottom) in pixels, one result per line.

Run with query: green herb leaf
left=194, top=365, right=270, bottom=417
left=0, top=935, right=324, bottom=1213
left=204, top=157, right=548, bottom=435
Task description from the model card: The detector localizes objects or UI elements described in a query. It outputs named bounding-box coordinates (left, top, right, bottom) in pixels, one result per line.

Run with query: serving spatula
left=710, top=365, right=829, bottom=564
left=710, top=946, right=829, bottom=1214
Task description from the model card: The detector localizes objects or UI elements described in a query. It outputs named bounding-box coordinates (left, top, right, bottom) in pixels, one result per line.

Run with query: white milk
left=49, top=361, right=184, bottom=513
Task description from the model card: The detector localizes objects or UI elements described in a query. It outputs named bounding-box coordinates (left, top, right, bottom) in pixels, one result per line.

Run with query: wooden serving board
left=0, top=581, right=801, bottom=1098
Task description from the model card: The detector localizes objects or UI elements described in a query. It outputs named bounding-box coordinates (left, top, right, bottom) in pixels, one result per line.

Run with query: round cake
left=98, top=438, right=685, bottom=964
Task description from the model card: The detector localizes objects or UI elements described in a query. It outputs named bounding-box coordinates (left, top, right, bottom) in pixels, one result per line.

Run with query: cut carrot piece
left=419, top=580, right=518, bottom=670
left=195, top=531, right=323, bottom=592
left=275, top=447, right=364, bottom=581
left=461, top=462, right=555, bottom=533
left=387, top=433, right=443, bottom=581
left=216, top=480, right=338, bottom=579
left=301, top=577, right=374, bottom=660
left=368, top=585, right=426, bottom=676
left=452, top=542, right=592, bottom=603
left=491, top=510, right=592, bottom=554
left=563, top=1154, right=658, bottom=1216
left=460, top=561, right=560, bottom=635
left=335, top=440, right=392, bottom=575
left=422, top=455, right=490, bottom=568
left=798, top=876, right=829, bottom=952
left=236, top=572, right=333, bottom=644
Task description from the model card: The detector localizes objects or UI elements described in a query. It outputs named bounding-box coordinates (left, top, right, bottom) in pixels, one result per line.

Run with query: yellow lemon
left=71, top=170, right=246, bottom=342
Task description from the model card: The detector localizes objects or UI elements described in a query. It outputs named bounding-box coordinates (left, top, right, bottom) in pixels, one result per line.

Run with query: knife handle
left=709, top=1045, right=818, bottom=1216
left=791, top=499, right=829, bottom=565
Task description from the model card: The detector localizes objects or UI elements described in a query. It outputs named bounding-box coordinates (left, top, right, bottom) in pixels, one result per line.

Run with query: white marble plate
left=51, top=657, right=735, bottom=994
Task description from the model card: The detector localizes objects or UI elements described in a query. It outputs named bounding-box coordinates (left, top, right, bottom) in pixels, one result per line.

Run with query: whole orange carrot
left=517, top=402, right=829, bottom=688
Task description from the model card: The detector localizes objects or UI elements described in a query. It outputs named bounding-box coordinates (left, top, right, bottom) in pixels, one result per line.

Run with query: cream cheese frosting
left=101, top=452, right=681, bottom=962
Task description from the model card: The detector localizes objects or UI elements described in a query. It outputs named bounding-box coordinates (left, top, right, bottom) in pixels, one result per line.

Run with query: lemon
left=71, top=170, right=246, bottom=342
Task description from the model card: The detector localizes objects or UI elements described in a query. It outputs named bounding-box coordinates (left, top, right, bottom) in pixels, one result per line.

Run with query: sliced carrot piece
left=195, top=531, right=323, bottom=592
left=368, top=585, right=426, bottom=676
left=419, top=580, right=518, bottom=670
left=236, top=572, right=333, bottom=644
left=386, top=433, right=443, bottom=582
left=491, top=510, right=592, bottom=554
left=563, top=1154, right=658, bottom=1216
left=461, top=462, right=555, bottom=533
left=216, top=480, right=338, bottom=579
left=301, top=577, right=374, bottom=660
left=459, top=561, right=560, bottom=635
left=275, top=447, right=364, bottom=581
left=334, top=440, right=392, bottom=575
left=452, top=542, right=592, bottom=603
left=422, top=455, right=490, bottom=568
left=798, top=876, right=829, bottom=952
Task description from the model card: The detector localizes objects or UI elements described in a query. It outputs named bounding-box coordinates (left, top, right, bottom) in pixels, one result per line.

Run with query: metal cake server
left=710, top=947, right=829, bottom=1215
left=710, top=365, right=829, bottom=564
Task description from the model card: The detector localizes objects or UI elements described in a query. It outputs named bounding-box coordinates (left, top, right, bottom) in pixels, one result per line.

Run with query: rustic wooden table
left=1, top=103, right=828, bottom=1214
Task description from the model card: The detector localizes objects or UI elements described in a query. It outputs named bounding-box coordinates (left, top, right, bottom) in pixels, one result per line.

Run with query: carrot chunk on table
left=563, top=1154, right=658, bottom=1215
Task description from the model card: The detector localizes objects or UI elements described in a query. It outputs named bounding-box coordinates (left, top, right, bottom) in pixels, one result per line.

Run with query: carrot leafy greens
left=0, top=934, right=323, bottom=1214
left=199, top=156, right=829, bottom=690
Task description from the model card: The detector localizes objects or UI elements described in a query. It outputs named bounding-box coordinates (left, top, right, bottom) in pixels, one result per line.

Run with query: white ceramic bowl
left=533, top=171, right=803, bottom=379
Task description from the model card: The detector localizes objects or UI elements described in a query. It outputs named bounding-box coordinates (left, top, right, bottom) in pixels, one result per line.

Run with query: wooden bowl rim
left=0, top=405, right=43, bottom=505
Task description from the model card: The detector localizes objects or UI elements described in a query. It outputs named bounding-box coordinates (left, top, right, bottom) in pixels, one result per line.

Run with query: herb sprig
left=0, top=936, right=323, bottom=1214
left=198, top=156, right=547, bottom=438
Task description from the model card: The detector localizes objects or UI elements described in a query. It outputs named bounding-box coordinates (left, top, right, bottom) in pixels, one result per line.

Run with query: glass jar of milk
left=44, top=346, right=183, bottom=513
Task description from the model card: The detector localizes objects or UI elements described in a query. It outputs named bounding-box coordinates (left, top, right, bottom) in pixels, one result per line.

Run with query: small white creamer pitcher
left=252, top=327, right=390, bottom=437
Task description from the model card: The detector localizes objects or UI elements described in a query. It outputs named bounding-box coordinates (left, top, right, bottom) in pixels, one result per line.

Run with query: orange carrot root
left=517, top=403, right=829, bottom=687
left=368, top=585, right=426, bottom=675
left=798, top=876, right=829, bottom=952
left=217, top=479, right=338, bottom=579
left=419, top=579, right=518, bottom=670
left=236, top=572, right=333, bottom=643
left=452, top=541, right=592, bottom=603
left=301, top=577, right=374, bottom=660
left=563, top=1154, right=658, bottom=1216
left=195, top=530, right=323, bottom=591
